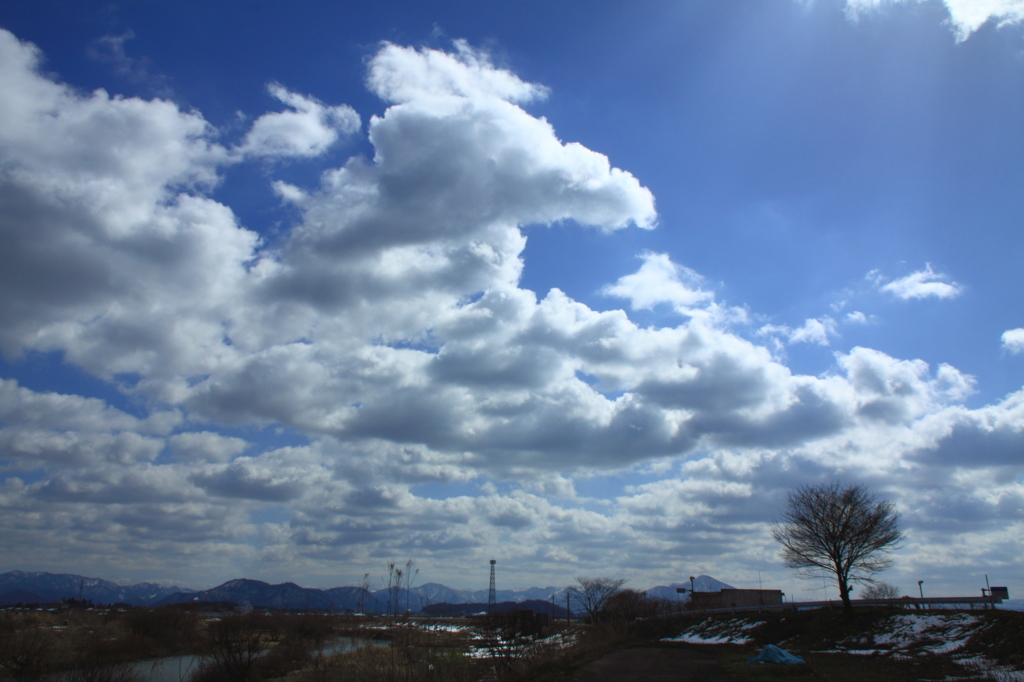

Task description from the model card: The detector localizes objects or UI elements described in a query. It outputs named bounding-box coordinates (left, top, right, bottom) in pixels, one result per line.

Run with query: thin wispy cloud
left=86, top=29, right=173, bottom=97
left=758, top=317, right=838, bottom=346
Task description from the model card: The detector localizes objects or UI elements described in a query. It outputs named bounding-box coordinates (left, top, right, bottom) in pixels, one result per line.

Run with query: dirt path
left=571, top=642, right=734, bottom=681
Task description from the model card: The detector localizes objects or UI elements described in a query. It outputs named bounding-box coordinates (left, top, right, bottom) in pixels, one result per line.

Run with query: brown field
left=1, top=604, right=1021, bottom=681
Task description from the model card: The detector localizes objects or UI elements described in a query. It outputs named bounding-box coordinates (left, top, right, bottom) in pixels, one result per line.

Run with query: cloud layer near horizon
left=1, top=30, right=1022, bottom=592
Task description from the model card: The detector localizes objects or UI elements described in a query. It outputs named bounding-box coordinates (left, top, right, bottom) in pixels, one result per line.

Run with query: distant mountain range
left=0, top=571, right=194, bottom=606
left=422, top=599, right=570, bottom=617
left=0, top=571, right=733, bottom=611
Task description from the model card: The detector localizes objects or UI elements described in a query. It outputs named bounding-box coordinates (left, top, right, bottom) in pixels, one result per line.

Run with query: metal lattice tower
left=488, top=559, right=496, bottom=613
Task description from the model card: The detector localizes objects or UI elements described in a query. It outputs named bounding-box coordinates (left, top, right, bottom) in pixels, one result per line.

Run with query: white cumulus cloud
left=2, top=30, right=1023, bottom=592
left=845, top=310, right=868, bottom=324
left=366, top=39, right=549, bottom=105
left=239, top=83, right=360, bottom=158
left=877, top=263, right=963, bottom=300
left=1002, top=328, right=1024, bottom=354
left=602, top=252, right=715, bottom=316
left=845, top=0, right=1024, bottom=40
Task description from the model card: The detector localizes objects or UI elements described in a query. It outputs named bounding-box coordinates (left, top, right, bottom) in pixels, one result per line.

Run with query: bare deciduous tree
left=861, top=582, right=901, bottom=600
left=772, top=482, right=903, bottom=617
left=567, top=577, right=626, bottom=623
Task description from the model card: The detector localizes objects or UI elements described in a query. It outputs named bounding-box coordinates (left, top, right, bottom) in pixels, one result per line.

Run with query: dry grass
left=642, top=607, right=1024, bottom=682
left=289, top=615, right=635, bottom=682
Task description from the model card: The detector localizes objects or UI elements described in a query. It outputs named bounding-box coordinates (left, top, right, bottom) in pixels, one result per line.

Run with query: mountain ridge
left=0, top=571, right=194, bottom=606
left=0, top=571, right=733, bottom=610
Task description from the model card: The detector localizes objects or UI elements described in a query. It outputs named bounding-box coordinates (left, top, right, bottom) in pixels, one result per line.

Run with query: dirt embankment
left=577, top=607, right=1024, bottom=681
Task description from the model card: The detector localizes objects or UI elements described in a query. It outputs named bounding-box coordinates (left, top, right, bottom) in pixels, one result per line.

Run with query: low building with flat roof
left=690, top=589, right=783, bottom=610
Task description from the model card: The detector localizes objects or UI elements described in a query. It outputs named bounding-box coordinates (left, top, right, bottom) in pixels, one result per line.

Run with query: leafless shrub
left=477, top=610, right=541, bottom=669
left=308, top=630, right=476, bottom=682
left=57, top=660, right=143, bottom=682
left=567, top=577, right=626, bottom=624
left=121, top=606, right=201, bottom=655
left=358, top=572, right=372, bottom=615
left=0, top=626, right=60, bottom=680
left=381, top=560, right=418, bottom=624
left=597, top=589, right=668, bottom=625
left=861, top=582, right=901, bottom=600
left=188, top=612, right=275, bottom=682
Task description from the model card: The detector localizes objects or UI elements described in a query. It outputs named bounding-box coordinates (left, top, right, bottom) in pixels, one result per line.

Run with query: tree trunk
left=837, top=577, right=853, bottom=618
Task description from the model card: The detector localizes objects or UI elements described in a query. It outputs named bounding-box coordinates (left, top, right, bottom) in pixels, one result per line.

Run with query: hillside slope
left=646, top=607, right=1024, bottom=680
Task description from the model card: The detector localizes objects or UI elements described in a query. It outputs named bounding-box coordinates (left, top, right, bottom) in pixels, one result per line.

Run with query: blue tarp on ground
left=747, top=644, right=805, bottom=664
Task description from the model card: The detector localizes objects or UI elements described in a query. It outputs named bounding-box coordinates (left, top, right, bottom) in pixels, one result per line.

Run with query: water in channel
left=128, top=637, right=383, bottom=682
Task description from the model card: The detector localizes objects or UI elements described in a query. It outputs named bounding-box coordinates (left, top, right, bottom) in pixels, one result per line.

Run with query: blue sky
left=1, top=0, right=1023, bottom=600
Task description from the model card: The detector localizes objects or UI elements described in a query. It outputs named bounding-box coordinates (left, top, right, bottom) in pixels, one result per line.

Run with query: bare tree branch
left=772, top=482, right=903, bottom=617
left=568, top=577, right=626, bottom=623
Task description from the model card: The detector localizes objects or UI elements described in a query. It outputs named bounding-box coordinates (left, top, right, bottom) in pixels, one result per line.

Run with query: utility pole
left=488, top=560, right=496, bottom=614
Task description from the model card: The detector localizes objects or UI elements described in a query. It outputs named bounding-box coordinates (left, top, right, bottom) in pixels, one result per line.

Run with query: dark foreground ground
left=572, top=642, right=732, bottom=682
left=565, top=607, right=1024, bottom=682
left=569, top=642, right=1001, bottom=682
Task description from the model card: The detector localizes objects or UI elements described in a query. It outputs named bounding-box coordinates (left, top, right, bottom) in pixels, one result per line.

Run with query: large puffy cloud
left=1, top=30, right=1023, bottom=592
left=845, top=0, right=1024, bottom=41
left=0, top=379, right=178, bottom=469
left=0, top=29, right=256, bottom=387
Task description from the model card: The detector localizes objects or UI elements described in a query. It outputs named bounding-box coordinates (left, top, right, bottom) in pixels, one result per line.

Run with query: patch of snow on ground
left=544, top=631, right=577, bottom=649
left=923, top=637, right=972, bottom=655
left=417, top=622, right=469, bottom=633
left=955, top=656, right=1024, bottom=682
left=830, top=613, right=981, bottom=658
left=874, top=614, right=977, bottom=651
left=663, top=633, right=741, bottom=645
left=464, top=628, right=578, bottom=659
left=661, top=617, right=764, bottom=645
